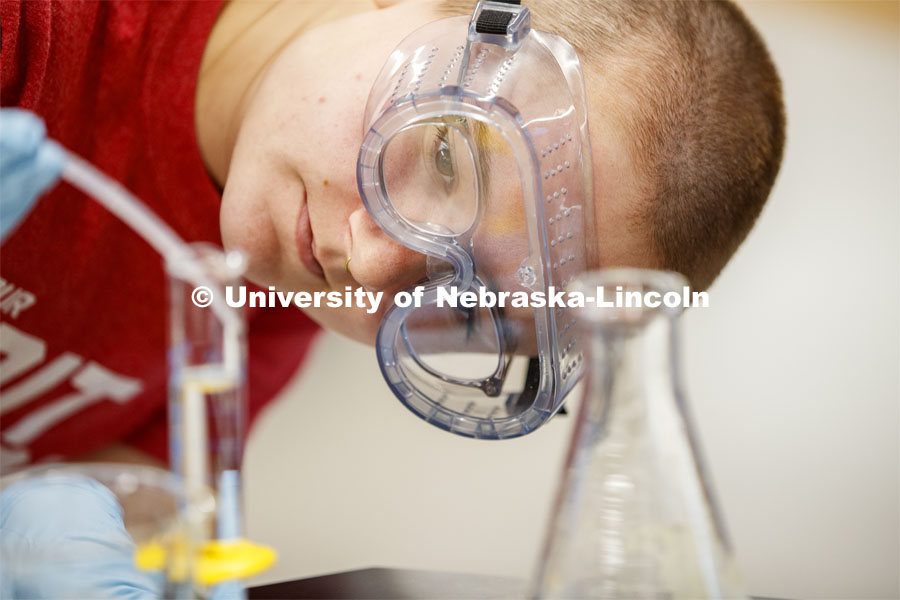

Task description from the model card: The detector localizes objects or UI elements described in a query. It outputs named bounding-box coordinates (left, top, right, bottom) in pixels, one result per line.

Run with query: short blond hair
left=438, top=0, right=786, bottom=289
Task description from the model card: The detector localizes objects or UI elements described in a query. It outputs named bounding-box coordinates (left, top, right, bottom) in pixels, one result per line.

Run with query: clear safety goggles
left=357, top=0, right=596, bottom=439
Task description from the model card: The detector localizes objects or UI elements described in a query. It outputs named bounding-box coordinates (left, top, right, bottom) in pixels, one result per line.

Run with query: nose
left=348, top=208, right=427, bottom=292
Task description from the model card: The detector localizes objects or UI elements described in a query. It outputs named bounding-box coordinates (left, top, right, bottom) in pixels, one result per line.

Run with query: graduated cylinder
left=166, top=244, right=246, bottom=523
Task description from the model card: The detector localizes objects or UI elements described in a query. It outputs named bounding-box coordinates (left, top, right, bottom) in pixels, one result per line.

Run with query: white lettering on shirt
left=0, top=323, right=144, bottom=456
left=0, top=278, right=36, bottom=319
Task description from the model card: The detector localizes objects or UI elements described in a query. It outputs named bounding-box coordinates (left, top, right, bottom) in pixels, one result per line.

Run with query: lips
left=295, top=192, right=325, bottom=279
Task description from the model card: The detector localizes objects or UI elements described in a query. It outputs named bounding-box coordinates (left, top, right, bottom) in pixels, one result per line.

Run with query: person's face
left=221, top=1, right=445, bottom=344
left=220, top=0, right=648, bottom=345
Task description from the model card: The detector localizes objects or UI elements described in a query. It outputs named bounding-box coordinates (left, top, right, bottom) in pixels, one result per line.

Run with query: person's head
left=215, top=0, right=785, bottom=344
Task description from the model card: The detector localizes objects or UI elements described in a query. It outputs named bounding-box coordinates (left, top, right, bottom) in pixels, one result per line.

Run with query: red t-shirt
left=0, top=0, right=319, bottom=471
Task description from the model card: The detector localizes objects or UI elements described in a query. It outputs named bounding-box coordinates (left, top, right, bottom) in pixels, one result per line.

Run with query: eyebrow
left=468, top=118, right=492, bottom=196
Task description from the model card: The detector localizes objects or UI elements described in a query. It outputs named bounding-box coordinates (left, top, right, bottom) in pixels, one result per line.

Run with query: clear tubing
left=59, top=152, right=241, bottom=343
left=60, top=153, right=188, bottom=268
left=59, top=149, right=248, bottom=593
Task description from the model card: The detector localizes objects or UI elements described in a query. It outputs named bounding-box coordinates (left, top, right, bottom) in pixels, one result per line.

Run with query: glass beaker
left=530, top=269, right=744, bottom=599
left=0, top=462, right=214, bottom=599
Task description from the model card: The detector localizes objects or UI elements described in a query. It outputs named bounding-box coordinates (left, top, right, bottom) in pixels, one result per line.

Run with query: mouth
left=295, top=189, right=325, bottom=280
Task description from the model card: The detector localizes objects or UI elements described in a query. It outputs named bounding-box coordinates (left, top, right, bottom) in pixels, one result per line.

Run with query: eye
left=423, top=122, right=465, bottom=193
left=434, top=140, right=455, bottom=180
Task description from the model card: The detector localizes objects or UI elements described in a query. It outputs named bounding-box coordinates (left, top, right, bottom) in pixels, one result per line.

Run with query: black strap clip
left=469, top=0, right=530, bottom=49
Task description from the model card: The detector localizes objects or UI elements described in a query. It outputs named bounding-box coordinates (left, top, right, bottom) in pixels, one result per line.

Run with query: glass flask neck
left=585, top=308, right=681, bottom=422
left=578, top=269, right=689, bottom=432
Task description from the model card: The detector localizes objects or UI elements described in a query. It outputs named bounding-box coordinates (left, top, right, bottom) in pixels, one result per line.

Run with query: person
left=1, top=0, right=784, bottom=469
left=0, top=0, right=784, bottom=595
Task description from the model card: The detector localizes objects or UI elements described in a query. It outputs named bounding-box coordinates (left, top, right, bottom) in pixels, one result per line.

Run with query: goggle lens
left=382, top=120, right=479, bottom=236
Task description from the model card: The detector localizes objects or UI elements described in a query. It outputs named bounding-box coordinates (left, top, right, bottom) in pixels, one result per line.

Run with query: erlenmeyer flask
left=531, top=269, right=744, bottom=599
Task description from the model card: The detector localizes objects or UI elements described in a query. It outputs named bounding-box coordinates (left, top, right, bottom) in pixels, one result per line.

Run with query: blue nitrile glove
left=0, top=474, right=162, bottom=599
left=0, top=108, right=65, bottom=240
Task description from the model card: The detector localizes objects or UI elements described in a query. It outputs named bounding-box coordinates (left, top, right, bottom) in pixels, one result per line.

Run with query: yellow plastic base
left=135, top=537, right=277, bottom=586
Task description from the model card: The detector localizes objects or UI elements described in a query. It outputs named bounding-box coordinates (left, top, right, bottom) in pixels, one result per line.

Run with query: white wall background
left=244, top=2, right=900, bottom=598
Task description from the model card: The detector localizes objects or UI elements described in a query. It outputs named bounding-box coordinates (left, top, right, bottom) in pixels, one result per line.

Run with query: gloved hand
left=0, top=474, right=161, bottom=599
left=0, top=108, right=64, bottom=240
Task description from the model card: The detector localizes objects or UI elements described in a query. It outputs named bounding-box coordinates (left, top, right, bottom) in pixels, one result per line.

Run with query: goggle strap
left=504, top=357, right=542, bottom=414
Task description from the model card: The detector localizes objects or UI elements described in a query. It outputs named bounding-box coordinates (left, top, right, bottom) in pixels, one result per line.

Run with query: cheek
left=301, top=96, right=367, bottom=179
left=220, top=182, right=281, bottom=286
left=220, top=130, right=294, bottom=287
